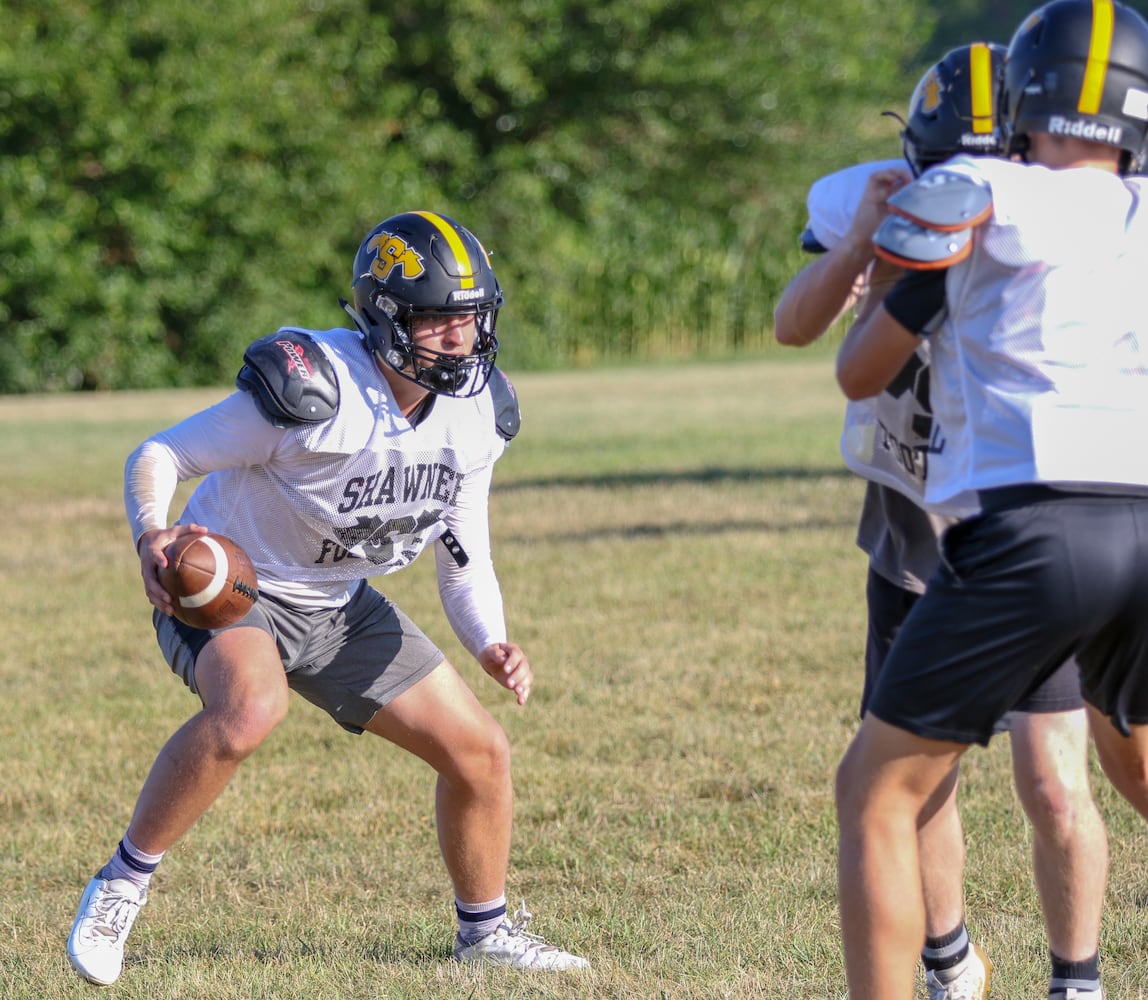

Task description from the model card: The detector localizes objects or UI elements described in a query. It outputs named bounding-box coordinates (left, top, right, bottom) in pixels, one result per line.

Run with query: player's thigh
left=364, top=660, right=509, bottom=779
left=195, top=625, right=290, bottom=716
left=837, top=714, right=966, bottom=818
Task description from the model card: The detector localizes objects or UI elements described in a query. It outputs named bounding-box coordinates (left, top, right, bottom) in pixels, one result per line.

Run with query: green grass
left=3, top=358, right=1148, bottom=999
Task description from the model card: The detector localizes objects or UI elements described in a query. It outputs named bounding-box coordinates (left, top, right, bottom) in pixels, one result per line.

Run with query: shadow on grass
left=496, top=465, right=853, bottom=493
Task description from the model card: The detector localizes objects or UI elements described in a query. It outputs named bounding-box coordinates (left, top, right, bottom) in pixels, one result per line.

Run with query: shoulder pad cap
left=488, top=366, right=521, bottom=441
left=236, top=330, right=340, bottom=426
left=887, top=169, right=993, bottom=233
left=873, top=214, right=973, bottom=271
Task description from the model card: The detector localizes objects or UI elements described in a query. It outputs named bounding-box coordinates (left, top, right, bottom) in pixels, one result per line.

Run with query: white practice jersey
left=125, top=326, right=509, bottom=657
left=807, top=159, right=962, bottom=513
left=806, top=159, right=955, bottom=590
left=923, top=156, right=1148, bottom=513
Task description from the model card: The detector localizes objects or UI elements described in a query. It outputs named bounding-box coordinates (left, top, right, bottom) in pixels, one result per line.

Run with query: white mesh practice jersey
left=922, top=156, right=1148, bottom=513
left=806, top=159, right=955, bottom=590
left=807, top=159, right=957, bottom=513
left=124, top=326, right=510, bottom=656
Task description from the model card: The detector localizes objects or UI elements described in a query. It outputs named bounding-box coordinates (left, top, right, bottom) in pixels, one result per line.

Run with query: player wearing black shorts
left=834, top=3, right=1148, bottom=997
left=775, top=39, right=1104, bottom=1000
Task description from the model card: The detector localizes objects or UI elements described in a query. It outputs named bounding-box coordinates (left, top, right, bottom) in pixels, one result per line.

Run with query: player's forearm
left=773, top=241, right=873, bottom=347
left=124, top=441, right=181, bottom=546
left=836, top=303, right=921, bottom=400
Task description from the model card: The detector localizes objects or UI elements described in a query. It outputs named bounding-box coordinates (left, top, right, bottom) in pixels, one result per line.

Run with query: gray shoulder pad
left=873, top=214, right=973, bottom=271
left=235, top=330, right=340, bottom=427
left=887, top=170, right=993, bottom=233
left=488, top=366, right=521, bottom=441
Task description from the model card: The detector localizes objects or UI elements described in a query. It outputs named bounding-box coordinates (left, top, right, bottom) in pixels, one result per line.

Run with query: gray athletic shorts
left=154, top=580, right=444, bottom=734
left=868, top=486, right=1148, bottom=745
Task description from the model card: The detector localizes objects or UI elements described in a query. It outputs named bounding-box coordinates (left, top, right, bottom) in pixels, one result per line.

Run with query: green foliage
left=1, top=0, right=930, bottom=391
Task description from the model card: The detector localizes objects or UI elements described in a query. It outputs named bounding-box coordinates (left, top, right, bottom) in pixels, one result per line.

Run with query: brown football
left=158, top=532, right=259, bottom=630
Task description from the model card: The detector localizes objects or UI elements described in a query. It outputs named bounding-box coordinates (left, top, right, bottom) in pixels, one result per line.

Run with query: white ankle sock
left=99, top=833, right=165, bottom=893
left=456, top=894, right=507, bottom=943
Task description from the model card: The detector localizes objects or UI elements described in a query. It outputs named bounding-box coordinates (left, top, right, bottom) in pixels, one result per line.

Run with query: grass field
left=4, top=356, right=1148, bottom=999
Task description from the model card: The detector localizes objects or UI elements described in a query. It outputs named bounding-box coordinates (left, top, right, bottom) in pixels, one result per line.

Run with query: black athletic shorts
left=867, top=486, right=1148, bottom=744
left=861, top=565, right=1084, bottom=728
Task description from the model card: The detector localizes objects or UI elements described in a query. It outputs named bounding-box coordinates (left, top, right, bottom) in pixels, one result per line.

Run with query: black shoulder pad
left=488, top=366, right=521, bottom=441
left=235, top=330, right=340, bottom=427
left=799, top=225, right=829, bottom=254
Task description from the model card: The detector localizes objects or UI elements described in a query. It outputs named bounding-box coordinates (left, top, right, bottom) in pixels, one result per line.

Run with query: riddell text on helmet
left=1046, top=115, right=1122, bottom=144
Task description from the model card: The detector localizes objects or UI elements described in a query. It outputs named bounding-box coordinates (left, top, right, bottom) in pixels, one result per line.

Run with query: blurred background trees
left=2, top=0, right=1142, bottom=391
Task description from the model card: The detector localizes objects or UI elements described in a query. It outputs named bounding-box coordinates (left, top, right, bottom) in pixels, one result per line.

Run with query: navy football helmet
left=349, top=211, right=502, bottom=398
left=901, top=42, right=1007, bottom=176
left=1001, top=0, right=1148, bottom=171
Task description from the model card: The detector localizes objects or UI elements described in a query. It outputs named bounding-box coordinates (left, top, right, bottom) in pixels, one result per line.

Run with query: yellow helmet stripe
left=1080, top=0, right=1115, bottom=115
left=968, top=43, right=995, bottom=134
left=412, top=210, right=476, bottom=289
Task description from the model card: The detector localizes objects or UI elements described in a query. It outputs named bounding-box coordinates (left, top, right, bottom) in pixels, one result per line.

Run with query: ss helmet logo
left=368, top=233, right=425, bottom=282
left=918, top=68, right=942, bottom=114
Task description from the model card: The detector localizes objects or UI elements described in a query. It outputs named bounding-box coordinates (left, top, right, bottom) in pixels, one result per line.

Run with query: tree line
left=3, top=0, right=1135, bottom=392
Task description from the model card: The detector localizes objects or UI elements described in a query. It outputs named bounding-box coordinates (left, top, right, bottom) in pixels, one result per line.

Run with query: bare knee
left=444, top=718, right=511, bottom=795
left=202, top=688, right=289, bottom=762
left=834, top=741, right=867, bottom=825
left=1016, top=767, right=1097, bottom=845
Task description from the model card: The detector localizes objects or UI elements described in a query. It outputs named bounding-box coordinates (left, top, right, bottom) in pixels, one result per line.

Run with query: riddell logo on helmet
left=1047, top=116, right=1123, bottom=145
left=960, top=134, right=1000, bottom=148
left=450, top=287, right=487, bottom=302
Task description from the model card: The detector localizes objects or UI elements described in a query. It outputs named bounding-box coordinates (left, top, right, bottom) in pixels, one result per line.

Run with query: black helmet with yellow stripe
left=1002, top=0, right=1148, bottom=171
left=902, top=42, right=1008, bottom=176
left=350, top=211, right=502, bottom=397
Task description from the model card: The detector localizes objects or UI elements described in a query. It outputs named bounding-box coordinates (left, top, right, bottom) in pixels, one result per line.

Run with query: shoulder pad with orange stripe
left=873, top=215, right=973, bottom=270
left=873, top=170, right=992, bottom=270
left=888, top=169, right=993, bottom=232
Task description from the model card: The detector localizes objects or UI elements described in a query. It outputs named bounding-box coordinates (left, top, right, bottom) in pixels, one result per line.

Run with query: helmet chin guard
left=348, top=212, right=502, bottom=398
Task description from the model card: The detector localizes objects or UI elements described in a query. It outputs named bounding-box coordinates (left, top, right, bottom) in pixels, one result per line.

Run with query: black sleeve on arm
left=882, top=268, right=947, bottom=336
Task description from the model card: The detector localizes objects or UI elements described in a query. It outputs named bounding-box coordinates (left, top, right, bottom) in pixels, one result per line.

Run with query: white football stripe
left=178, top=536, right=228, bottom=609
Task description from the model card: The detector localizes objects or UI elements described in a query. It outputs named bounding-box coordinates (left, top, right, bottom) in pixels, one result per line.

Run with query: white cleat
left=67, top=876, right=146, bottom=986
left=453, top=900, right=589, bottom=971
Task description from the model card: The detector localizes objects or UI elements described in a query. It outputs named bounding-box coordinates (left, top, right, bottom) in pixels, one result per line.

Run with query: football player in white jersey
left=776, top=41, right=1108, bottom=1000
left=834, top=2, right=1148, bottom=997
left=66, top=211, right=589, bottom=985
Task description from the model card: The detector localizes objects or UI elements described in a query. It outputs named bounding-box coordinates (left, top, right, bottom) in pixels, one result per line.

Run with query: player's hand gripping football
left=479, top=642, right=533, bottom=706
left=136, top=523, right=210, bottom=617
